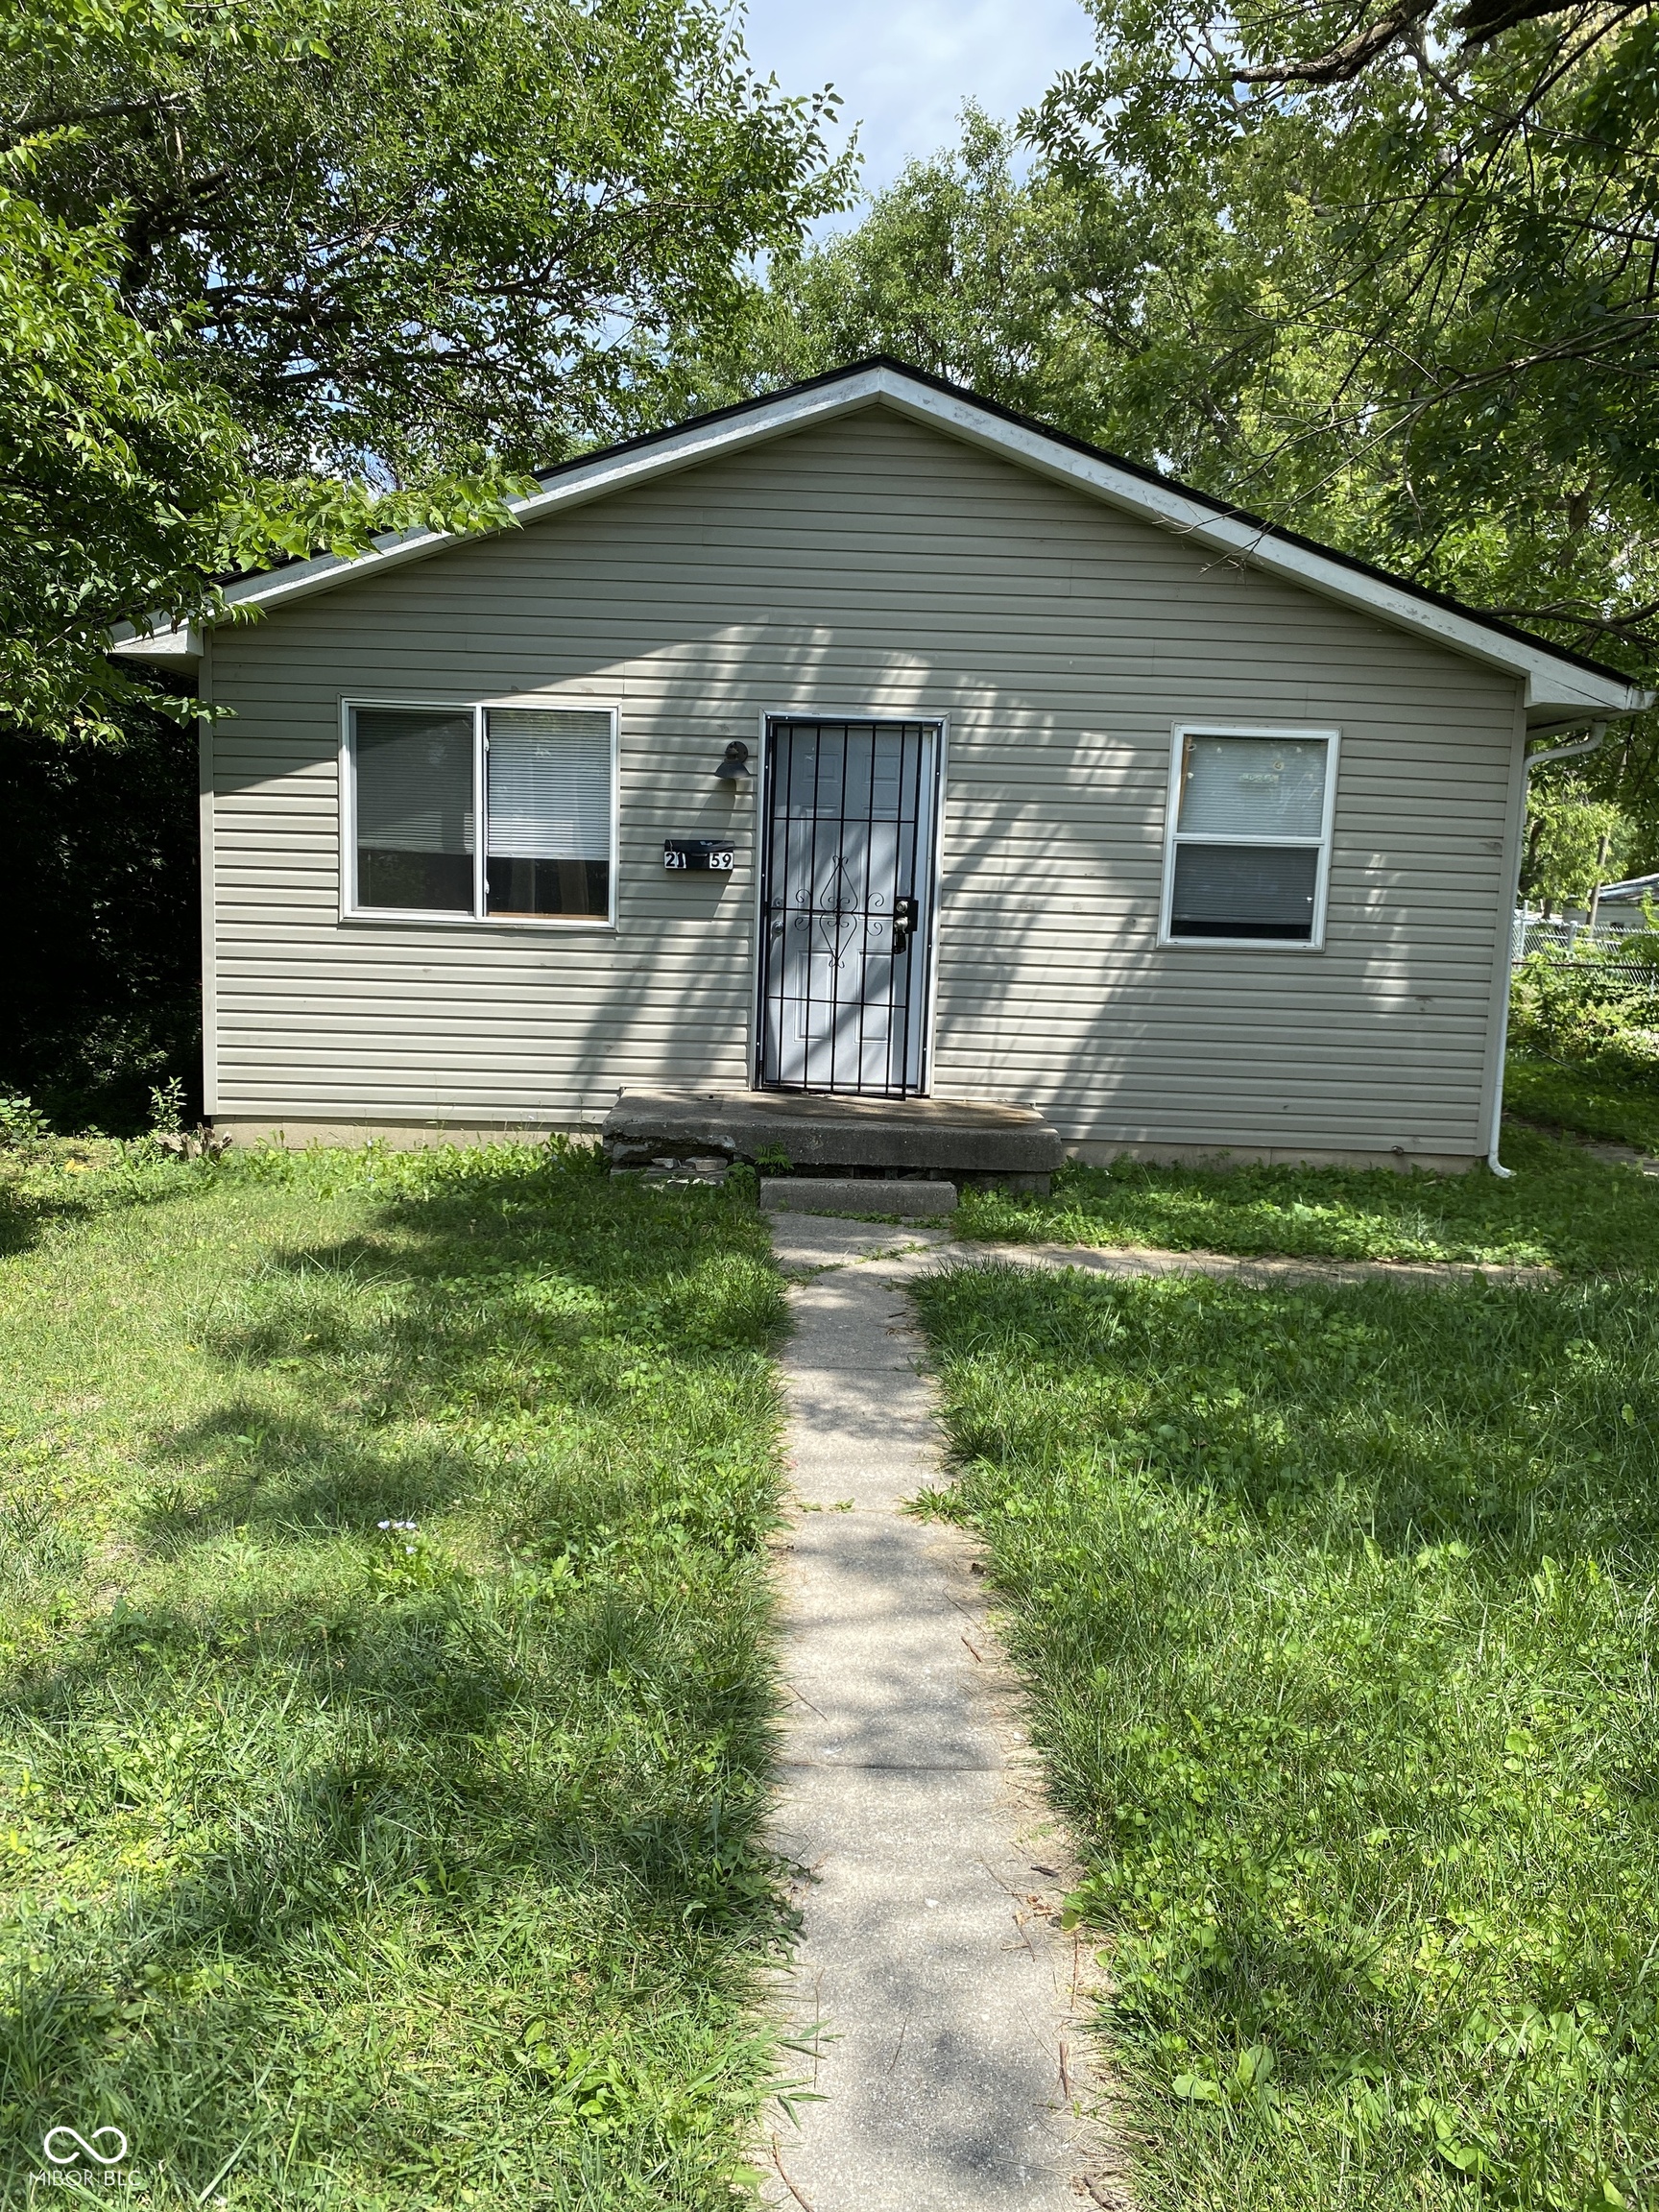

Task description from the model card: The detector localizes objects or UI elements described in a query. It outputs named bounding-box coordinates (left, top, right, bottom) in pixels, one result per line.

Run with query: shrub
left=1508, top=949, right=1659, bottom=1080
left=0, top=1094, right=51, bottom=1148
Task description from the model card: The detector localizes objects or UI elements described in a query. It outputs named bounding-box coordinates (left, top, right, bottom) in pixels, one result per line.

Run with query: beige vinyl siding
left=205, top=402, right=1521, bottom=1155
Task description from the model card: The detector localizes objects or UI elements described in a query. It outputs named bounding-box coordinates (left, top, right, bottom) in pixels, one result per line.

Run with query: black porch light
left=714, top=740, right=752, bottom=781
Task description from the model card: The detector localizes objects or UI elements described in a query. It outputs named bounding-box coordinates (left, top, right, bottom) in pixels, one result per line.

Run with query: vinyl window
left=344, top=700, right=616, bottom=926
left=1160, top=725, right=1338, bottom=949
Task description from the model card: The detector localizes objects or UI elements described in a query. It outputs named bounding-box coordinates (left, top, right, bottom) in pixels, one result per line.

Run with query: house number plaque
left=663, top=839, right=735, bottom=872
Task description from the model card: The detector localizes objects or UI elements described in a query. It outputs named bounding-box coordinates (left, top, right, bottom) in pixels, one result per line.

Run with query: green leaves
left=1523, top=781, right=1635, bottom=911
left=0, top=156, right=244, bottom=737
left=0, top=0, right=853, bottom=738
left=1172, top=2067, right=1225, bottom=2103
left=1173, top=2044, right=1280, bottom=2110
left=1506, top=945, right=1659, bottom=1145
left=745, top=7, right=1659, bottom=834
left=698, top=108, right=1134, bottom=445
left=5, top=0, right=853, bottom=480
left=1030, top=0, right=1659, bottom=714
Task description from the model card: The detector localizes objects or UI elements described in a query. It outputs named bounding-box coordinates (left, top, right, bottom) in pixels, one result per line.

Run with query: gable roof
left=116, top=356, right=1649, bottom=728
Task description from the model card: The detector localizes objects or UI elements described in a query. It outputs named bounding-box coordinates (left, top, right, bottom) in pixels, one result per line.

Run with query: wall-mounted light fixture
left=714, top=741, right=752, bottom=781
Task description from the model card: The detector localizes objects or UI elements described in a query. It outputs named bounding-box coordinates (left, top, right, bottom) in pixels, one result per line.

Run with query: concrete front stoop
left=603, top=1090, right=1062, bottom=1192
left=761, top=1214, right=1125, bottom=2212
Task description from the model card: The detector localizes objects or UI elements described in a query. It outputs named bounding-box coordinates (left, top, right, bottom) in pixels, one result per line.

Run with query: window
left=345, top=700, right=615, bottom=925
left=353, top=708, right=475, bottom=913
left=484, top=707, right=613, bottom=919
left=1161, top=725, right=1338, bottom=948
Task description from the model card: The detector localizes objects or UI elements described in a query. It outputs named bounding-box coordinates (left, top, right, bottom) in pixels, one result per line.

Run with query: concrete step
left=603, top=1089, right=1062, bottom=1182
left=761, top=1176, right=958, bottom=1219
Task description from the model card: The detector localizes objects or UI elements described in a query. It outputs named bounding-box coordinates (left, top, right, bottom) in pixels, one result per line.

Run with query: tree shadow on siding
left=211, top=405, right=1487, bottom=1156
left=493, top=599, right=1464, bottom=1161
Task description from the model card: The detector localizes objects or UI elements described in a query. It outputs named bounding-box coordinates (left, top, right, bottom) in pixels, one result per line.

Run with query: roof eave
left=108, top=363, right=1654, bottom=721
left=109, top=373, right=892, bottom=667
left=109, top=620, right=205, bottom=668
left=864, top=373, right=1651, bottom=724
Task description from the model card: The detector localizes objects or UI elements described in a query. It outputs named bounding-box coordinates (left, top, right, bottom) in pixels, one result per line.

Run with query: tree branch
left=1234, top=0, right=1434, bottom=85
left=1488, top=598, right=1659, bottom=641
left=1233, top=0, right=1594, bottom=85
left=1452, top=0, right=1584, bottom=48
left=0, top=92, right=183, bottom=155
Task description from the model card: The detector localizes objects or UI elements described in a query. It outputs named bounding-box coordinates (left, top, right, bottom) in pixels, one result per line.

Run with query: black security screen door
left=757, top=717, right=940, bottom=1095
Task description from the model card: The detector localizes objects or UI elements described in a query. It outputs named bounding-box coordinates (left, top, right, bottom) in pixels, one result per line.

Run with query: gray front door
left=757, top=717, right=939, bottom=1095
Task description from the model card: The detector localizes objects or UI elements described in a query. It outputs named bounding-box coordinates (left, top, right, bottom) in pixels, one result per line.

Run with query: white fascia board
left=870, top=374, right=1651, bottom=722
left=115, top=373, right=887, bottom=655
left=110, top=363, right=1651, bottom=720
left=109, top=622, right=204, bottom=664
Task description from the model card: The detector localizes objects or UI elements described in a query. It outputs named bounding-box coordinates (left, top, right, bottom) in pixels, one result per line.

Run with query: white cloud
left=738, top=0, right=1097, bottom=201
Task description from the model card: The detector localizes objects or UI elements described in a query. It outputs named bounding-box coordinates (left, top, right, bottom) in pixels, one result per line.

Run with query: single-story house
left=118, top=358, right=1648, bottom=1171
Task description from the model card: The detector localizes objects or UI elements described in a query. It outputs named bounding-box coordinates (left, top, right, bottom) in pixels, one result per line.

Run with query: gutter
left=1486, top=721, right=1607, bottom=1178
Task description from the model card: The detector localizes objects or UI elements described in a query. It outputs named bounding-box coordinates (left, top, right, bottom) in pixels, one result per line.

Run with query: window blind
left=486, top=709, right=613, bottom=860
left=353, top=708, right=474, bottom=912
left=1171, top=846, right=1320, bottom=938
left=484, top=707, right=613, bottom=920
left=1178, top=735, right=1328, bottom=839
left=355, top=709, right=474, bottom=854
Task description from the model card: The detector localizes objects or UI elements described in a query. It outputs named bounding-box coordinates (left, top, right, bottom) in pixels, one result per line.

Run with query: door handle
left=892, top=896, right=920, bottom=952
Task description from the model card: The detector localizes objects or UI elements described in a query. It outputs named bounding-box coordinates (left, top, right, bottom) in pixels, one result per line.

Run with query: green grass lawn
left=910, top=1260, right=1659, bottom=2212
left=1504, top=1053, right=1659, bottom=1157
left=0, top=1141, right=790, bottom=2208
left=954, top=1119, right=1659, bottom=1274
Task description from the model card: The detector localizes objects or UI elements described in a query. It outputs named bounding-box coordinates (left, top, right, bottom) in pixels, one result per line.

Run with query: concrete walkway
left=763, top=1214, right=1112, bottom=2212
left=757, top=1207, right=1535, bottom=2208
left=1580, top=1138, right=1659, bottom=1178
left=759, top=1194, right=1568, bottom=2211
left=765, top=1212, right=1548, bottom=2212
left=965, top=1238, right=1551, bottom=1289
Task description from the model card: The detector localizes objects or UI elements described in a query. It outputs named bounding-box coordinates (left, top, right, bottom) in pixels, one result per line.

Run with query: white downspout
left=1487, top=721, right=1606, bottom=1177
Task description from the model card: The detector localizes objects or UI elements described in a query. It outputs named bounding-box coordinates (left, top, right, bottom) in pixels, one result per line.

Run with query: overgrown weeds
left=910, top=1261, right=1659, bottom=2211
left=1505, top=948, right=1659, bottom=1152
left=954, top=1121, right=1656, bottom=1273
left=1508, top=946, right=1659, bottom=1078
left=0, top=1141, right=790, bottom=2207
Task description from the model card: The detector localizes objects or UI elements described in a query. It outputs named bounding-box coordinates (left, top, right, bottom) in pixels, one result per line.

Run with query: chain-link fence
left=1513, top=911, right=1657, bottom=967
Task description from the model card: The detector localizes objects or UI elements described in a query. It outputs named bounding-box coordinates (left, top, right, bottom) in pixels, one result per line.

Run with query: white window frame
left=339, top=695, right=620, bottom=930
left=1158, top=722, right=1340, bottom=953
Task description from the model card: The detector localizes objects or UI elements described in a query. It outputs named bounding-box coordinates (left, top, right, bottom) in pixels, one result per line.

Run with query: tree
left=0, top=154, right=245, bottom=740
left=1025, top=0, right=1659, bottom=687
left=0, top=0, right=850, bottom=738
left=717, top=12, right=1659, bottom=855
left=1522, top=779, right=1633, bottom=912
left=0, top=698, right=204, bottom=1129
left=704, top=108, right=1133, bottom=440
left=0, top=0, right=851, bottom=1123
left=1028, top=0, right=1659, bottom=843
left=4, top=0, right=851, bottom=483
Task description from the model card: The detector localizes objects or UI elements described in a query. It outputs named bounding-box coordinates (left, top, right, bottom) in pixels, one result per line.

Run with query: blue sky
left=738, top=0, right=1098, bottom=204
